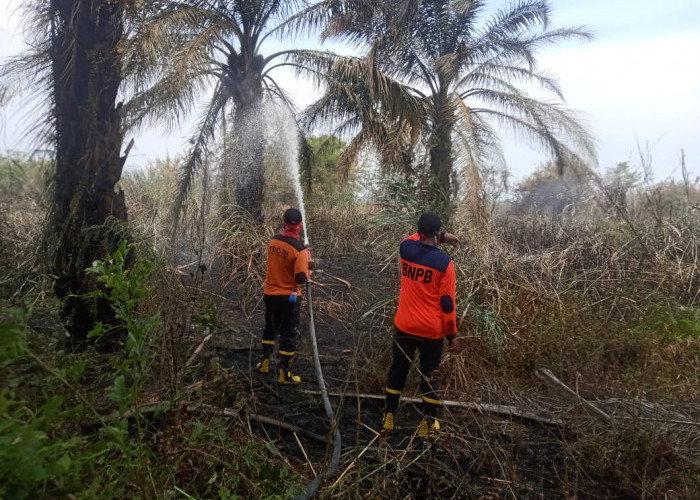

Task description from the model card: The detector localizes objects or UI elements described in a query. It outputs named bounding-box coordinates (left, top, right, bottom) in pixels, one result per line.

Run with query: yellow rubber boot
left=257, top=340, right=274, bottom=374
left=417, top=418, right=440, bottom=438
left=382, top=412, right=395, bottom=432
left=256, top=358, right=269, bottom=374
left=278, top=367, right=301, bottom=385
left=278, top=352, right=301, bottom=385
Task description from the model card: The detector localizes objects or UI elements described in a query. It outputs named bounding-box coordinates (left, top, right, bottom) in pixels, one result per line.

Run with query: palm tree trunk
left=428, top=89, right=456, bottom=200
left=51, top=0, right=128, bottom=347
left=429, top=122, right=454, bottom=197
left=430, top=128, right=453, bottom=194
left=232, top=102, right=265, bottom=221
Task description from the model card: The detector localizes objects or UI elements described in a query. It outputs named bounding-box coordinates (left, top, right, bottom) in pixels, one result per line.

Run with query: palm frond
left=482, top=0, right=552, bottom=37
left=471, top=15, right=591, bottom=72
left=471, top=89, right=596, bottom=169
left=453, top=95, right=504, bottom=169
left=173, top=82, right=227, bottom=220
left=336, top=132, right=367, bottom=175
left=0, top=50, right=54, bottom=145
left=124, top=4, right=231, bottom=85
left=277, top=0, right=346, bottom=38
left=299, top=53, right=426, bottom=138
left=261, top=75, right=298, bottom=113
left=454, top=94, right=493, bottom=228
left=122, top=4, right=249, bottom=130
left=457, top=64, right=564, bottom=100
left=0, top=0, right=58, bottom=147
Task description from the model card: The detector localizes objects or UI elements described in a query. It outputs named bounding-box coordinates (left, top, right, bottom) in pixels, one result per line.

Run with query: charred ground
left=170, top=248, right=698, bottom=500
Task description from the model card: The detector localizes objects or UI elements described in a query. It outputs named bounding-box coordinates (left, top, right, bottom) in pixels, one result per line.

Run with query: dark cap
left=283, top=208, right=302, bottom=224
left=417, top=212, right=442, bottom=236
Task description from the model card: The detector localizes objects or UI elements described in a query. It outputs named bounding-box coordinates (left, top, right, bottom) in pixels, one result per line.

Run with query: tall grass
left=0, top=154, right=48, bottom=299
left=3, top=153, right=698, bottom=498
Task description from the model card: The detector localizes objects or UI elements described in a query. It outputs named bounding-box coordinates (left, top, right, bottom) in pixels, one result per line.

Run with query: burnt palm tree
left=124, top=0, right=322, bottom=221
left=298, top=0, right=596, bottom=201
left=2, top=0, right=139, bottom=344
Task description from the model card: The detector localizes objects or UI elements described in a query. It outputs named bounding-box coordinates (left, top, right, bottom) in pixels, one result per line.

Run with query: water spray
left=269, top=102, right=341, bottom=498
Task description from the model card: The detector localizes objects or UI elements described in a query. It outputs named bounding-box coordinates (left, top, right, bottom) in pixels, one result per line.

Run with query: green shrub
left=631, top=305, right=700, bottom=341
left=0, top=308, right=127, bottom=499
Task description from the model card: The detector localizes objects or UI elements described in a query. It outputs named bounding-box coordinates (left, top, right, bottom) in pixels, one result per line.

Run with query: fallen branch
left=329, top=432, right=380, bottom=490
left=300, top=390, right=563, bottom=426
left=535, top=368, right=612, bottom=424
left=183, top=328, right=213, bottom=370
left=124, top=401, right=328, bottom=443
left=294, top=432, right=317, bottom=476
left=602, top=414, right=700, bottom=427
left=137, top=380, right=205, bottom=407
left=325, top=273, right=352, bottom=288
left=248, top=411, right=327, bottom=443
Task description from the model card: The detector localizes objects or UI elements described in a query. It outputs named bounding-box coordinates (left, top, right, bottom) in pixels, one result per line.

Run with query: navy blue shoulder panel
left=272, top=234, right=306, bottom=251
left=399, top=239, right=451, bottom=273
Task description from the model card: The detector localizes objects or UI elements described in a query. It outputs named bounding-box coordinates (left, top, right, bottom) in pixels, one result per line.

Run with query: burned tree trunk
left=50, top=0, right=129, bottom=347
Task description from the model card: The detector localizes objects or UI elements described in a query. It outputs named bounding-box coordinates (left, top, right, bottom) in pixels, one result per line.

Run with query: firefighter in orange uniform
left=256, top=208, right=313, bottom=385
left=382, top=212, right=460, bottom=437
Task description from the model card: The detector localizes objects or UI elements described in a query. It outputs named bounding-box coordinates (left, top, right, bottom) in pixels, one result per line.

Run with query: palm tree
left=2, top=0, right=138, bottom=345
left=298, top=0, right=596, bottom=202
left=124, top=0, right=320, bottom=221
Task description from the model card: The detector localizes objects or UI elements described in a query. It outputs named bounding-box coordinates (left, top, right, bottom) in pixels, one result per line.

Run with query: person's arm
left=439, top=232, right=460, bottom=245
left=440, top=261, right=458, bottom=342
left=294, top=246, right=309, bottom=284
left=305, top=245, right=315, bottom=270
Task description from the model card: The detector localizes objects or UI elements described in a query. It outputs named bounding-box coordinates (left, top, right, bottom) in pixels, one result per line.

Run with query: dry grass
left=3, top=157, right=699, bottom=499
left=319, top=176, right=700, bottom=498
left=0, top=156, right=48, bottom=299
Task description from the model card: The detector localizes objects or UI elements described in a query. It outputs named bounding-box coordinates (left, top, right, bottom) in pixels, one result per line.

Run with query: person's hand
left=442, top=232, right=461, bottom=246
left=306, top=246, right=316, bottom=270
left=446, top=335, right=460, bottom=352
left=447, top=335, right=460, bottom=353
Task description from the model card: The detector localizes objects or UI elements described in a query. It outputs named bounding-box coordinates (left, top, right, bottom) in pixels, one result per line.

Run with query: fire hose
left=294, top=278, right=342, bottom=499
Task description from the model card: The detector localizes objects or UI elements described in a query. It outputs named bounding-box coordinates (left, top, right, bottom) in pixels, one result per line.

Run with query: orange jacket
left=263, top=235, right=310, bottom=296
left=394, top=234, right=457, bottom=339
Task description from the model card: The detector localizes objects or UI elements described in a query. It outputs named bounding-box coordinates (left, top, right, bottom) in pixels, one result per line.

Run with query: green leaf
left=39, top=396, right=64, bottom=419
left=264, top=441, right=282, bottom=457
left=174, top=486, right=199, bottom=499
left=64, top=361, right=86, bottom=383
left=87, top=321, right=110, bottom=339
left=55, top=453, right=72, bottom=472
left=0, top=308, right=28, bottom=365
left=107, top=375, right=132, bottom=412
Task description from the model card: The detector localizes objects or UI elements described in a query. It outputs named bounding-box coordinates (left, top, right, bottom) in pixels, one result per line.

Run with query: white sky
left=1, top=0, right=699, bottom=181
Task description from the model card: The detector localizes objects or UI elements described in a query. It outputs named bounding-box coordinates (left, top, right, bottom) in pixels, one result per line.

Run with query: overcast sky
left=1, top=0, right=699, bottom=181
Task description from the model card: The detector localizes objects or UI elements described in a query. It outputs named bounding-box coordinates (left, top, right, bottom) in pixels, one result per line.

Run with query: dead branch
left=247, top=411, right=327, bottom=443
left=183, top=328, right=213, bottom=370
left=321, top=272, right=352, bottom=288
left=535, top=368, right=612, bottom=423
left=330, top=432, right=380, bottom=489
left=301, top=390, right=564, bottom=426
left=294, top=432, right=317, bottom=476
left=124, top=400, right=328, bottom=443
